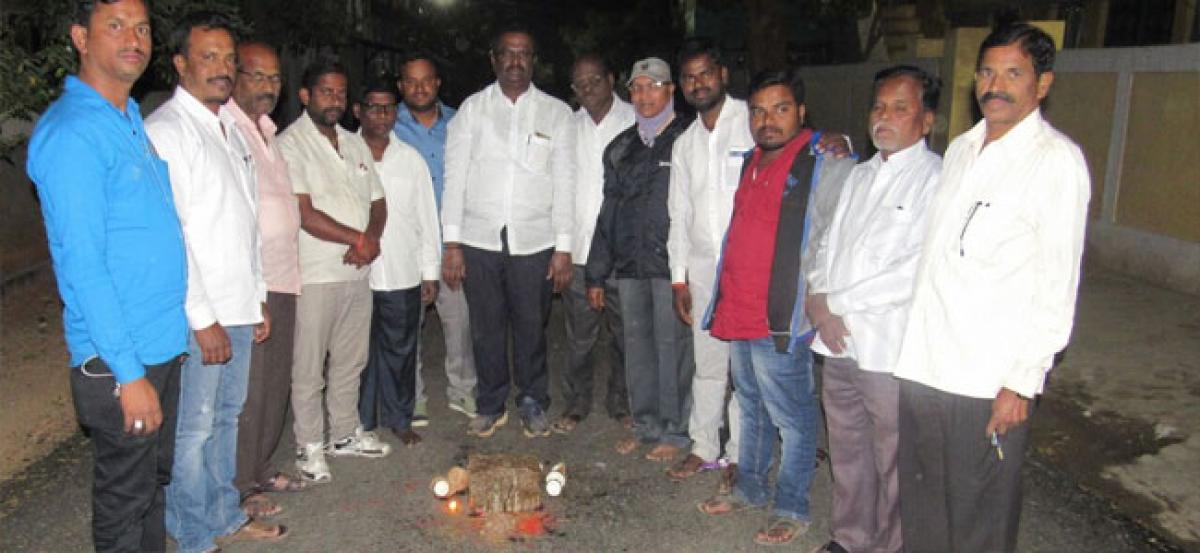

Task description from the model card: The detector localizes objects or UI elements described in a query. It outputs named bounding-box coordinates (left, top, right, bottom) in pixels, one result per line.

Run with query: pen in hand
left=990, top=430, right=1005, bottom=461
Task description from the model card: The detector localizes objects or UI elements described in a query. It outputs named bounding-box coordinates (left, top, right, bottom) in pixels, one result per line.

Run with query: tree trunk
left=467, top=454, right=543, bottom=514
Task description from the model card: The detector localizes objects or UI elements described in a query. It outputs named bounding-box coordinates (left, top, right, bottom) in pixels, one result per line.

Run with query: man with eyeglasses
left=442, top=24, right=575, bottom=438
left=393, top=52, right=476, bottom=427
left=354, top=78, right=441, bottom=449
left=587, top=57, right=695, bottom=462
left=226, top=40, right=309, bottom=520
left=278, top=60, right=391, bottom=483
left=552, top=53, right=635, bottom=435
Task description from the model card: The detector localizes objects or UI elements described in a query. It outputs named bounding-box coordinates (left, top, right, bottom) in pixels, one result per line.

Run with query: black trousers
left=897, top=379, right=1032, bottom=553
left=71, top=355, right=182, bottom=553
left=235, top=291, right=296, bottom=495
left=360, top=286, right=422, bottom=431
left=461, top=234, right=553, bottom=416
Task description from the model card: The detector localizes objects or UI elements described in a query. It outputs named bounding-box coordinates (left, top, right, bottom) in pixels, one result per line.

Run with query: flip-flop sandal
left=551, top=414, right=583, bottom=434
left=697, top=495, right=755, bottom=516
left=667, top=454, right=706, bottom=481
left=259, top=472, right=308, bottom=493
left=753, top=516, right=810, bottom=546
left=217, top=519, right=288, bottom=545
left=240, top=493, right=282, bottom=518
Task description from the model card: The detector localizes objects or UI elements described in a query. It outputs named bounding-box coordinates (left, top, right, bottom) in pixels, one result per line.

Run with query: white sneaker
left=328, top=427, right=392, bottom=458
left=296, top=442, right=331, bottom=483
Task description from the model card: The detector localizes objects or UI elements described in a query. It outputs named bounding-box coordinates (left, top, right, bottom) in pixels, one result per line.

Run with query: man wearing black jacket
left=586, top=57, right=695, bottom=462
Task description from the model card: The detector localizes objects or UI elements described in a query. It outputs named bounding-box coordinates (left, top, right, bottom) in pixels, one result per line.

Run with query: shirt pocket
left=862, top=205, right=916, bottom=259
left=723, top=149, right=749, bottom=190
left=523, top=132, right=553, bottom=172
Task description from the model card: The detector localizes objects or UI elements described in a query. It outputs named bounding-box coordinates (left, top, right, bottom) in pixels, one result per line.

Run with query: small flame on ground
left=447, top=498, right=460, bottom=513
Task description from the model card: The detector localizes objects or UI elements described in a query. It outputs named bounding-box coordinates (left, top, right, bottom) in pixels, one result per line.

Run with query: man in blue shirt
left=393, top=52, right=477, bottom=423
left=26, top=0, right=188, bottom=550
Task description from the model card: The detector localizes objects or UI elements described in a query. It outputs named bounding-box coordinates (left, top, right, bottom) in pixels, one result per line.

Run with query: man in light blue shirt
left=27, top=0, right=186, bottom=549
left=393, top=51, right=476, bottom=423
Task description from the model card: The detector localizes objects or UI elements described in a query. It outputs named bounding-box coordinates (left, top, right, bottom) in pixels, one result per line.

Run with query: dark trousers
left=898, top=379, right=1031, bottom=553
left=234, top=292, right=295, bottom=495
left=359, top=286, right=422, bottom=431
left=71, top=355, right=182, bottom=553
left=618, top=278, right=694, bottom=447
left=560, top=265, right=627, bottom=418
left=462, top=235, right=553, bottom=416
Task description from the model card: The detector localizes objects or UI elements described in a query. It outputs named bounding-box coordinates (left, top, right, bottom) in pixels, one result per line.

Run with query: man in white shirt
left=442, top=25, right=575, bottom=439
left=893, top=24, right=1090, bottom=552
left=665, top=40, right=752, bottom=489
left=279, top=61, right=391, bottom=484
left=805, top=65, right=942, bottom=553
left=354, top=80, right=441, bottom=447
left=145, top=13, right=284, bottom=550
left=553, top=53, right=635, bottom=434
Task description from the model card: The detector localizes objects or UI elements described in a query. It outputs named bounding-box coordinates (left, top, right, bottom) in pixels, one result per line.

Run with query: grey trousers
left=898, top=379, right=1032, bottom=553
left=235, top=292, right=296, bottom=495
left=561, top=265, right=628, bottom=418
left=822, top=356, right=901, bottom=553
left=291, top=279, right=372, bottom=446
left=414, top=275, right=476, bottom=406
left=618, top=278, right=694, bottom=448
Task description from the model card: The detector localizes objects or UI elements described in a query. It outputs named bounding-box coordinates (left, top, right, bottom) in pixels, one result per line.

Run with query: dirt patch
left=0, top=267, right=77, bottom=484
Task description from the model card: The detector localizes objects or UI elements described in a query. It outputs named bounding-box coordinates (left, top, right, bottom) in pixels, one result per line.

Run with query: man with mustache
left=553, top=53, right=635, bottom=435
left=697, top=69, right=854, bottom=547
left=893, top=23, right=1090, bottom=552
left=27, top=0, right=185, bottom=549
left=145, top=11, right=285, bottom=550
left=278, top=61, right=391, bottom=481
left=805, top=65, right=942, bottom=553
left=442, top=24, right=575, bottom=438
left=227, top=41, right=308, bottom=520
left=587, top=57, right=695, bottom=461
left=665, top=38, right=751, bottom=490
left=393, top=52, right=475, bottom=427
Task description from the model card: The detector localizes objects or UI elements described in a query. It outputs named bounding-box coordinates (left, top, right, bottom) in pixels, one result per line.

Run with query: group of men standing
left=28, top=0, right=1089, bottom=550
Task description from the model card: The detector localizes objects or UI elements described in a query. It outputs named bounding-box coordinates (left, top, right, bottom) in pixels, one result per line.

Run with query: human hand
left=546, top=252, right=573, bottom=293
left=119, top=377, right=162, bottom=435
left=421, top=280, right=439, bottom=305
left=587, top=287, right=605, bottom=311
left=673, top=285, right=693, bottom=326
left=254, top=302, right=271, bottom=344
left=814, top=132, right=852, bottom=158
left=986, top=388, right=1029, bottom=436
left=194, top=323, right=231, bottom=364
left=442, top=246, right=466, bottom=291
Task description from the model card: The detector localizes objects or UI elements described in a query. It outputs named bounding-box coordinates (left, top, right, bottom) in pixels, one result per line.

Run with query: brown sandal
left=697, top=495, right=756, bottom=516
left=551, top=414, right=583, bottom=434
left=666, top=453, right=706, bottom=481
left=258, top=472, right=308, bottom=493
left=240, top=493, right=282, bottom=518
left=753, top=516, right=810, bottom=546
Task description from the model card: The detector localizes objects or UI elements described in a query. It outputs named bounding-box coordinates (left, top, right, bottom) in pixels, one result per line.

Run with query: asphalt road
left=0, top=305, right=1181, bottom=553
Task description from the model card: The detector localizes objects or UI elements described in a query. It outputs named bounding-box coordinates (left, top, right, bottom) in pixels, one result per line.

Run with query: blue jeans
left=731, top=338, right=818, bottom=521
left=166, top=325, right=252, bottom=553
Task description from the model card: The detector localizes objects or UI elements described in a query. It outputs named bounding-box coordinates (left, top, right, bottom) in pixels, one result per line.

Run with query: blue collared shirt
left=393, top=101, right=455, bottom=211
left=27, top=76, right=188, bottom=383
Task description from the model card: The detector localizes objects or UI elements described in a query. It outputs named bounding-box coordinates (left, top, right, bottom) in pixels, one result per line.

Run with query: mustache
left=980, top=91, right=1014, bottom=104
left=207, top=75, right=233, bottom=87
left=871, top=121, right=895, bottom=136
left=255, top=92, right=277, bottom=104
left=757, top=126, right=783, bottom=135
left=118, top=48, right=148, bottom=59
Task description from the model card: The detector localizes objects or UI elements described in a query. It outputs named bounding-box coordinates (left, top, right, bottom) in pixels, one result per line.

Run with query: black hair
left=399, top=50, right=440, bottom=79
left=748, top=68, right=805, bottom=105
left=677, top=37, right=722, bottom=69
left=490, top=22, right=537, bottom=55
left=360, top=75, right=398, bottom=103
left=572, top=53, right=611, bottom=76
left=169, top=11, right=236, bottom=57
left=301, top=60, right=347, bottom=91
left=73, top=0, right=120, bottom=26
left=872, top=65, right=941, bottom=112
left=977, top=23, right=1056, bottom=75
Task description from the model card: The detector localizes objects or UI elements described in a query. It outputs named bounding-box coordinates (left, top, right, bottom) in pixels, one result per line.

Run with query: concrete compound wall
left=799, top=41, right=1200, bottom=296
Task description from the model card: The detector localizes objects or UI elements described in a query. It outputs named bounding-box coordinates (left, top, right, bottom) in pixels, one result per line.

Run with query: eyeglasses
left=363, top=103, right=397, bottom=116
left=493, top=48, right=534, bottom=62
left=238, top=70, right=283, bottom=85
left=571, top=74, right=606, bottom=92
left=627, top=81, right=668, bottom=94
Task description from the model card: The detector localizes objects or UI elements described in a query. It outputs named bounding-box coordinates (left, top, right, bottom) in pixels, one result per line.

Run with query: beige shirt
left=277, top=111, right=385, bottom=285
left=226, top=100, right=301, bottom=295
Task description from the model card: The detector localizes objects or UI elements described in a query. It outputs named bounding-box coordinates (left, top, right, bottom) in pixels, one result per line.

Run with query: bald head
left=234, top=41, right=282, bottom=118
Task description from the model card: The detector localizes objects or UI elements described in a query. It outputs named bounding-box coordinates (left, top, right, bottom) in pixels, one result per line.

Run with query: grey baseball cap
left=626, top=57, right=672, bottom=86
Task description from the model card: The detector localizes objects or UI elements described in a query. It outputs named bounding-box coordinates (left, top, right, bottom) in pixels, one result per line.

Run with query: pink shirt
left=226, top=100, right=302, bottom=295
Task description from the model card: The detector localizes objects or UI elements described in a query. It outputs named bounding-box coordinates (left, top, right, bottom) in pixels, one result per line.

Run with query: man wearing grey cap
left=586, top=57, right=696, bottom=461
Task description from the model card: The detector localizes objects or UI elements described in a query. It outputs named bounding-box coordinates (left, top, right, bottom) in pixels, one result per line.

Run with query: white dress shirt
left=894, top=110, right=1090, bottom=399
left=808, top=140, right=941, bottom=373
left=146, top=87, right=265, bottom=330
left=668, top=96, right=755, bottom=283
left=277, top=112, right=386, bottom=285
left=442, top=83, right=576, bottom=255
left=572, top=94, right=635, bottom=265
left=366, top=131, right=441, bottom=291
